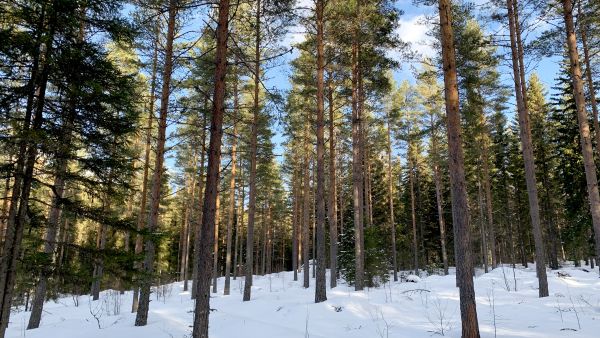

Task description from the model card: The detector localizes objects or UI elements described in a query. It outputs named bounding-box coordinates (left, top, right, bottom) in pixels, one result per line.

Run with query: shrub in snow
left=406, top=275, right=421, bottom=283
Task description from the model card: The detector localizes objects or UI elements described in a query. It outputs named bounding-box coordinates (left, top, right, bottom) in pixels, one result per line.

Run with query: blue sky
left=264, top=0, right=563, bottom=160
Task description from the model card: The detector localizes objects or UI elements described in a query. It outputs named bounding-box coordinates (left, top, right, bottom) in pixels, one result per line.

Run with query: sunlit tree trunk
left=314, top=0, right=327, bottom=303
left=224, top=81, right=238, bottom=295
left=191, top=0, right=230, bottom=336
left=507, top=0, right=549, bottom=296
left=132, top=25, right=159, bottom=313
left=243, top=0, right=261, bottom=302
left=437, top=0, right=480, bottom=335
left=386, top=113, right=398, bottom=281
left=327, top=74, right=338, bottom=288
left=562, top=0, right=600, bottom=274
left=351, top=1, right=364, bottom=290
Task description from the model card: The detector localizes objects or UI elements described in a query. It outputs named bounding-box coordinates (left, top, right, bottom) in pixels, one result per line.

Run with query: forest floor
left=6, top=264, right=600, bottom=338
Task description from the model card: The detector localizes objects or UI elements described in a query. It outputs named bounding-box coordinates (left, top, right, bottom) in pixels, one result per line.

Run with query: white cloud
left=395, top=14, right=436, bottom=60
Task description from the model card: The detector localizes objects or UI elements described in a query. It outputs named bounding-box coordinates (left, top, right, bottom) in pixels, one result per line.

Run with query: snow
left=7, top=265, right=600, bottom=338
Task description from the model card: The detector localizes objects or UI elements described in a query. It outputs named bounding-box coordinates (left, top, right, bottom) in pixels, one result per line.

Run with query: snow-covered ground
left=7, top=265, right=600, bottom=338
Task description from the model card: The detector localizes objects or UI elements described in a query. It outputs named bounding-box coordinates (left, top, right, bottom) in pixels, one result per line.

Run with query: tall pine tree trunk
left=408, top=148, right=419, bottom=275
left=191, top=0, right=230, bottom=335
left=235, top=172, right=245, bottom=279
left=27, top=134, right=70, bottom=329
left=562, top=0, right=600, bottom=274
left=430, top=115, right=448, bottom=275
left=481, top=147, right=497, bottom=269
left=135, top=0, right=177, bottom=326
left=437, top=0, right=480, bottom=336
left=292, top=166, right=299, bottom=281
left=27, top=18, right=82, bottom=322
left=577, top=2, right=600, bottom=151
left=386, top=114, right=398, bottom=281
left=327, top=75, right=338, bottom=288
left=182, top=150, right=197, bottom=291
left=212, top=194, right=221, bottom=293
left=243, top=0, right=262, bottom=302
left=191, top=105, right=208, bottom=299
left=477, top=179, right=489, bottom=273
left=351, top=5, right=364, bottom=290
left=0, top=8, right=55, bottom=336
left=224, top=82, right=238, bottom=295
left=314, top=0, right=327, bottom=303
left=507, top=0, right=549, bottom=297
left=132, top=26, right=159, bottom=313
left=302, top=155, right=311, bottom=288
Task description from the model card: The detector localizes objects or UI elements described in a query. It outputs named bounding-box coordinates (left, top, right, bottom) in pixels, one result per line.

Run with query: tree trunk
left=408, top=150, right=419, bottom=275
left=191, top=104, right=208, bottom=300
left=243, top=0, right=260, bottom=302
left=481, top=146, right=496, bottom=269
left=135, top=0, right=177, bottom=326
left=577, top=2, right=600, bottom=154
left=27, top=19, right=82, bottom=322
left=430, top=115, right=448, bottom=275
left=92, top=204, right=109, bottom=300
left=507, top=0, right=549, bottom=297
left=191, top=0, right=230, bottom=336
left=477, top=180, right=489, bottom=273
left=437, top=0, right=480, bottom=336
left=562, top=0, right=600, bottom=275
left=351, top=4, right=364, bottom=290
left=235, top=167, right=245, bottom=279
left=212, top=193, right=221, bottom=293
left=327, top=74, right=338, bottom=288
left=265, top=203, right=272, bottom=275
left=386, top=113, right=398, bottom=281
left=182, top=150, right=197, bottom=291
left=302, top=155, right=311, bottom=288
left=0, top=8, right=55, bottom=336
left=314, top=0, right=327, bottom=303
left=292, top=167, right=299, bottom=281
left=132, top=25, right=159, bottom=313
left=224, top=81, right=238, bottom=295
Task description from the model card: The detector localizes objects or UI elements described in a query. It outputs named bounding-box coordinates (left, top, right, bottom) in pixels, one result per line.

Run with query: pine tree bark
left=507, top=0, right=549, bottom=297
left=27, top=18, right=82, bottom=322
left=132, top=25, right=159, bottom=313
left=91, top=216, right=108, bottom=300
left=235, top=172, right=245, bottom=279
left=191, top=0, right=230, bottom=336
left=327, top=75, right=338, bottom=288
left=135, top=0, right=177, bottom=326
left=314, top=0, right=327, bottom=303
left=481, top=147, right=496, bottom=269
left=292, top=166, right=299, bottom=281
left=191, top=105, right=208, bottom=299
left=302, top=155, right=311, bottom=288
left=477, top=180, right=489, bottom=273
left=224, top=81, right=238, bottom=295
left=27, top=127, right=71, bottom=329
left=243, top=0, right=260, bottom=302
left=408, top=147, right=419, bottom=275
left=577, top=2, right=600, bottom=151
left=212, top=194, right=221, bottom=293
left=562, top=0, right=600, bottom=274
left=182, top=150, right=197, bottom=291
left=212, top=193, right=221, bottom=293
left=430, top=114, right=448, bottom=275
left=351, top=3, right=364, bottom=290
left=386, top=113, right=398, bottom=281
left=438, top=0, right=480, bottom=336
left=0, top=8, right=54, bottom=336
